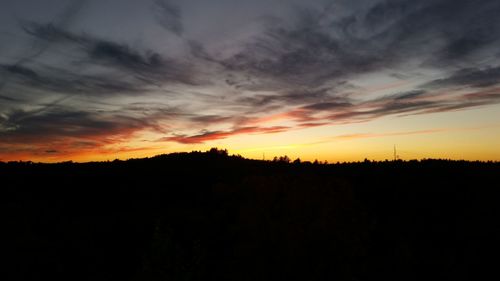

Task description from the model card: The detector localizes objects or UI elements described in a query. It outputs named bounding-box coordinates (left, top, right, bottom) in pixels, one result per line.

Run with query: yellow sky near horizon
left=4, top=103, right=498, bottom=163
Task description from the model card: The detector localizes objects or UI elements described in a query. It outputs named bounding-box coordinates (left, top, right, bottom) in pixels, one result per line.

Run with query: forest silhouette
left=3, top=148, right=499, bottom=281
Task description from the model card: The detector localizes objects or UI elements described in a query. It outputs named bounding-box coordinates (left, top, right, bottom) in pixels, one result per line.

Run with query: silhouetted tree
left=279, top=155, right=291, bottom=163
left=208, top=147, right=228, bottom=156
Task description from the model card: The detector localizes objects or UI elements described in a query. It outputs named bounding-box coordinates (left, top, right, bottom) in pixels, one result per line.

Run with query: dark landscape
left=3, top=149, right=499, bottom=281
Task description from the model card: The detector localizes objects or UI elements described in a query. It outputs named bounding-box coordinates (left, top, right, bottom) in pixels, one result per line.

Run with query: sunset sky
left=1, top=0, right=500, bottom=162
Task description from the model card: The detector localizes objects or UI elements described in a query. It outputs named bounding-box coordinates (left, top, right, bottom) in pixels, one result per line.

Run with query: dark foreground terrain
left=2, top=150, right=499, bottom=281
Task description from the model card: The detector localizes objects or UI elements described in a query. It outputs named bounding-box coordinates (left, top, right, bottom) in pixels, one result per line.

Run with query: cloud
left=23, top=22, right=197, bottom=85
left=0, top=105, right=178, bottom=158
left=0, top=1, right=88, bottom=92
left=162, top=126, right=290, bottom=144
left=189, top=115, right=236, bottom=125
left=302, top=101, right=353, bottom=111
left=425, top=67, right=500, bottom=89
left=391, top=90, right=427, bottom=101
left=90, top=41, right=163, bottom=70
left=237, top=88, right=335, bottom=108
left=0, top=95, right=21, bottom=102
left=153, top=0, right=183, bottom=36
left=0, top=108, right=142, bottom=143
left=217, top=0, right=500, bottom=98
left=0, top=63, right=144, bottom=95
left=21, top=21, right=85, bottom=44
left=284, top=86, right=500, bottom=127
left=219, top=11, right=383, bottom=91
left=363, top=0, right=500, bottom=66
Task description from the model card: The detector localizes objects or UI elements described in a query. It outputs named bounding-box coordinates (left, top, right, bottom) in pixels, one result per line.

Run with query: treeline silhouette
left=3, top=149, right=499, bottom=281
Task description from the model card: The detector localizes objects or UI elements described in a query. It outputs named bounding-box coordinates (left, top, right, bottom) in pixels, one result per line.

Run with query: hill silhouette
left=3, top=149, right=499, bottom=281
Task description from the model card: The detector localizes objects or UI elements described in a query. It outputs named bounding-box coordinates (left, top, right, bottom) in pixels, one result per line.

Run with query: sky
left=1, top=0, right=500, bottom=162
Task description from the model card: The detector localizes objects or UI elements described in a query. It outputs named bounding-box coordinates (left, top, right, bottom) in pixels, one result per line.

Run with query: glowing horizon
left=3, top=105, right=499, bottom=163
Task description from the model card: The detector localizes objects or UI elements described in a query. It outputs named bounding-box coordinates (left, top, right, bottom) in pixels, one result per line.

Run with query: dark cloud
left=0, top=95, right=21, bottom=102
left=13, top=0, right=88, bottom=61
left=0, top=19, right=202, bottom=108
left=90, top=41, right=163, bottom=69
left=368, top=100, right=440, bottom=116
left=218, top=0, right=500, bottom=92
left=189, top=115, right=235, bottom=125
left=3, top=65, right=39, bottom=80
left=163, top=126, right=290, bottom=144
left=187, top=40, right=218, bottom=63
left=0, top=63, right=144, bottom=95
left=302, top=101, right=352, bottom=111
left=0, top=1, right=88, bottom=93
left=216, top=5, right=385, bottom=91
left=391, top=90, right=427, bottom=101
left=153, top=0, right=183, bottom=36
left=220, top=15, right=379, bottom=90
left=19, top=22, right=199, bottom=93
left=21, top=21, right=85, bottom=44
left=239, top=91, right=323, bottom=108
left=290, top=87, right=500, bottom=127
left=0, top=109, right=141, bottom=143
left=0, top=106, right=173, bottom=156
left=425, top=67, right=500, bottom=89
left=366, top=0, right=500, bottom=66
left=463, top=91, right=500, bottom=101
left=355, top=90, right=431, bottom=109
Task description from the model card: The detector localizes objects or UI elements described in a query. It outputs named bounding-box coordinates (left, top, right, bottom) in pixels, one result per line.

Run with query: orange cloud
left=162, top=126, right=290, bottom=144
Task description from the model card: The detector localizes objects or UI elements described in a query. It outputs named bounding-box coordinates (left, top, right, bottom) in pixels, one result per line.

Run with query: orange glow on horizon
left=2, top=100, right=500, bottom=163
left=3, top=122, right=499, bottom=163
